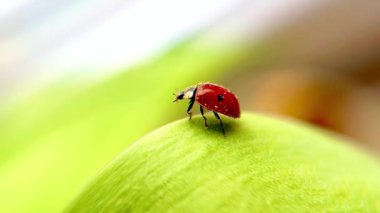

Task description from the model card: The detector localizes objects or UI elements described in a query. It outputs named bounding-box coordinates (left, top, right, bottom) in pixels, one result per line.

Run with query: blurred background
left=1, top=0, right=379, bottom=212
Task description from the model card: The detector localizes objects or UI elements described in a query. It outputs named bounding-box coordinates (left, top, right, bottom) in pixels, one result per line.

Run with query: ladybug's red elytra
left=173, top=82, right=240, bottom=136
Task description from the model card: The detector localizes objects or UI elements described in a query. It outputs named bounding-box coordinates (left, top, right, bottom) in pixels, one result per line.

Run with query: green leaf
left=0, top=39, right=250, bottom=212
left=67, top=113, right=380, bottom=212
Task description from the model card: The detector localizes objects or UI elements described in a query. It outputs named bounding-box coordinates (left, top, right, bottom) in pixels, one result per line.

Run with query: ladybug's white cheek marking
left=184, top=91, right=194, bottom=99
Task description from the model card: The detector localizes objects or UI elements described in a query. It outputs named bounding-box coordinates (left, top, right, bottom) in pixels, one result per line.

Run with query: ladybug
left=173, top=82, right=240, bottom=136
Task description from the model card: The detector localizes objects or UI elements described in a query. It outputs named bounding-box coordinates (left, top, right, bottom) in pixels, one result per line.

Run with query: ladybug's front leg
left=187, top=98, right=194, bottom=120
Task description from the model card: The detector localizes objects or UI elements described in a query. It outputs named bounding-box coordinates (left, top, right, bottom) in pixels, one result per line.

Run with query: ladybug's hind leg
left=187, top=98, right=195, bottom=120
left=200, top=106, right=208, bottom=127
left=213, top=111, right=225, bottom=136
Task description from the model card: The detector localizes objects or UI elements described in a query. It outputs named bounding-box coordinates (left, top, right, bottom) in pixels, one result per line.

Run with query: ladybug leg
left=200, top=106, right=208, bottom=127
left=187, top=98, right=195, bottom=120
left=213, top=111, right=225, bottom=136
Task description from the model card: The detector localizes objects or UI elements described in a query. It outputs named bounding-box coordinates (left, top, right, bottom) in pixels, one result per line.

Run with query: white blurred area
left=1, top=0, right=239, bottom=103
left=0, top=0, right=326, bottom=103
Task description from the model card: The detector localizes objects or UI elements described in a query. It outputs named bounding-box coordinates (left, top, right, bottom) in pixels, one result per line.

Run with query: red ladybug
left=173, top=82, right=240, bottom=136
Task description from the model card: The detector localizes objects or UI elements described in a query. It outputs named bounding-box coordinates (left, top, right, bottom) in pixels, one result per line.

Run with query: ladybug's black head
left=173, top=86, right=196, bottom=102
left=173, top=91, right=185, bottom=102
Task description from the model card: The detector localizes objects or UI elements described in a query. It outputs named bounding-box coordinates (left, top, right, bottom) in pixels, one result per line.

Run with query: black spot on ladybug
left=217, top=94, right=224, bottom=102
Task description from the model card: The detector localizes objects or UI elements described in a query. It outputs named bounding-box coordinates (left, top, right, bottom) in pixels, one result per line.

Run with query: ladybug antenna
left=173, top=92, right=179, bottom=102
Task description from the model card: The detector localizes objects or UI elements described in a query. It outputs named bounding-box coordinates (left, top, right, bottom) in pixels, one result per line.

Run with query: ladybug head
left=173, top=86, right=196, bottom=102
left=173, top=91, right=184, bottom=102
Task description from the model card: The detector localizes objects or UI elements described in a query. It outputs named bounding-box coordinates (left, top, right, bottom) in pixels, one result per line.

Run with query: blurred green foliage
left=67, top=114, right=380, bottom=212
left=0, top=38, right=249, bottom=212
